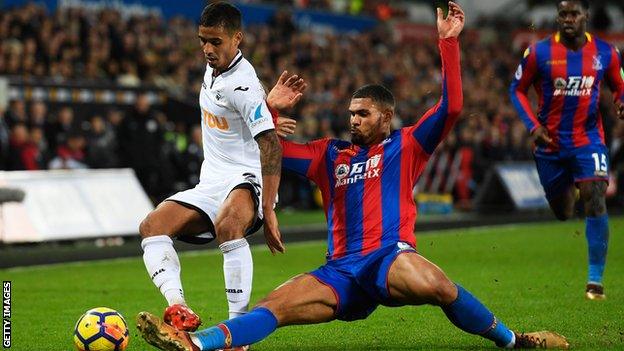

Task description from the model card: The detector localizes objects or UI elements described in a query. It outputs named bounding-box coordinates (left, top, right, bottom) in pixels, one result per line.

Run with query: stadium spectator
left=45, top=106, right=76, bottom=153
left=8, top=122, right=42, bottom=170
left=105, top=108, right=124, bottom=134
left=4, top=100, right=27, bottom=127
left=29, top=126, right=50, bottom=166
left=28, top=100, right=47, bottom=129
left=86, top=115, right=119, bottom=169
left=161, top=120, right=190, bottom=192
left=117, top=93, right=167, bottom=199
left=49, top=129, right=88, bottom=169
left=179, top=124, right=203, bottom=188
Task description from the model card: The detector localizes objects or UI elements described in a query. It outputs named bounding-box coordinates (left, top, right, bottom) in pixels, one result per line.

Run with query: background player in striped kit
left=510, top=0, right=624, bottom=300
left=136, top=3, right=568, bottom=349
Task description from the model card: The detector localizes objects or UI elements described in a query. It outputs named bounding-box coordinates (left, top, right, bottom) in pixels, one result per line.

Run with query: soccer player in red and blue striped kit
left=137, top=2, right=568, bottom=349
left=510, top=0, right=624, bottom=300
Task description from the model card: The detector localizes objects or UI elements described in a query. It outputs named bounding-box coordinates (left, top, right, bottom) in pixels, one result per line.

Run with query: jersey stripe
left=344, top=149, right=366, bottom=256
left=571, top=40, right=595, bottom=147
left=399, top=132, right=418, bottom=245
left=589, top=40, right=614, bottom=145
left=562, top=46, right=584, bottom=148
left=535, top=40, right=554, bottom=146
left=381, top=133, right=402, bottom=247
left=323, top=142, right=339, bottom=259
left=361, top=146, right=383, bottom=255
left=546, top=39, right=566, bottom=151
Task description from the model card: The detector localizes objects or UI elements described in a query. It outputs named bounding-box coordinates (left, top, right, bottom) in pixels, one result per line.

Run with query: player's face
left=198, top=25, right=242, bottom=71
left=557, top=1, right=587, bottom=39
left=349, top=98, right=391, bottom=146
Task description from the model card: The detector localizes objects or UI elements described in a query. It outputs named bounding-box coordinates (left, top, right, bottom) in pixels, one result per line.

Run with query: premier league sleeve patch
left=246, top=101, right=274, bottom=136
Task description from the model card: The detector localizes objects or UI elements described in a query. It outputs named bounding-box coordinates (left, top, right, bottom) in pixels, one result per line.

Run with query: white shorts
left=166, top=172, right=263, bottom=244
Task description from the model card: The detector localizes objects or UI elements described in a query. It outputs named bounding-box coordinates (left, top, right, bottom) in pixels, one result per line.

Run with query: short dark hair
left=200, top=2, right=242, bottom=32
left=558, top=0, right=589, bottom=10
left=352, top=84, right=395, bottom=109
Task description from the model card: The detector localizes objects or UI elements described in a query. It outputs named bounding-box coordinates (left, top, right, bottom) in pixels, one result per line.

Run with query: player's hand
left=267, top=71, right=307, bottom=111
left=616, top=100, right=624, bottom=120
left=276, top=117, right=297, bottom=137
left=437, top=1, right=465, bottom=39
left=531, top=126, right=555, bottom=148
left=263, top=208, right=285, bottom=254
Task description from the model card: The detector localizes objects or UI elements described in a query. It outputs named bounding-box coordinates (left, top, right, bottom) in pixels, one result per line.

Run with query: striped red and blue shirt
left=510, top=32, right=624, bottom=152
left=281, top=38, right=462, bottom=261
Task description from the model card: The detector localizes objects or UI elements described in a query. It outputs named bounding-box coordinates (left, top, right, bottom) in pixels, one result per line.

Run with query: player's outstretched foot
left=137, top=311, right=200, bottom=351
left=164, top=304, right=202, bottom=331
left=514, top=331, right=569, bottom=349
left=585, top=283, right=606, bottom=300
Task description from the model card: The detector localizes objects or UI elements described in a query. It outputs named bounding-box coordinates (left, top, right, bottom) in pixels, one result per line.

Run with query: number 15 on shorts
left=591, top=152, right=608, bottom=177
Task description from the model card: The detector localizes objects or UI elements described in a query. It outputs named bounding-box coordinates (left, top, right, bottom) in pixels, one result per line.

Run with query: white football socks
left=219, top=238, right=253, bottom=319
left=141, top=235, right=186, bottom=306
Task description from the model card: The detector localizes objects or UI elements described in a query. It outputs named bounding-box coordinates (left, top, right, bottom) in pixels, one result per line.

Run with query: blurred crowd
left=0, top=95, right=204, bottom=200
left=0, top=3, right=205, bottom=94
left=245, top=0, right=406, bottom=20
left=1, top=3, right=623, bottom=207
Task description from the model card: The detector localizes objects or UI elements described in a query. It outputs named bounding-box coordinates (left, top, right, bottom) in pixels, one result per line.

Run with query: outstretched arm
left=410, top=1, right=464, bottom=154
left=267, top=71, right=306, bottom=137
left=267, top=71, right=307, bottom=112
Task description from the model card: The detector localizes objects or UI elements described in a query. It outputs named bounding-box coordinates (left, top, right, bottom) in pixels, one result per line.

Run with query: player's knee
left=584, top=201, right=606, bottom=217
left=579, top=182, right=607, bottom=216
left=139, top=214, right=155, bottom=238
left=429, top=276, right=457, bottom=306
left=253, top=300, right=284, bottom=324
left=415, top=270, right=456, bottom=306
left=550, top=201, right=574, bottom=221
left=214, top=216, right=245, bottom=243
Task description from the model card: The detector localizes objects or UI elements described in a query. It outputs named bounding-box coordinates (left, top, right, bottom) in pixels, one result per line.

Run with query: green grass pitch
left=2, top=218, right=623, bottom=350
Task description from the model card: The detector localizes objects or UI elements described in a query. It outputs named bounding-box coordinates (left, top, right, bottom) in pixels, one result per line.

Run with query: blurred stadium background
left=0, top=0, right=623, bottom=263
left=1, top=1, right=624, bottom=350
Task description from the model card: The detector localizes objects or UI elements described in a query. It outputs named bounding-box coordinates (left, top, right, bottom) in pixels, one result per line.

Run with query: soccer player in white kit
left=138, top=2, right=304, bottom=344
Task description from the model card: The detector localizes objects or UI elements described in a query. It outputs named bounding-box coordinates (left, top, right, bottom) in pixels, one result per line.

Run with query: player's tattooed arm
left=256, top=130, right=285, bottom=254
left=256, top=131, right=282, bottom=177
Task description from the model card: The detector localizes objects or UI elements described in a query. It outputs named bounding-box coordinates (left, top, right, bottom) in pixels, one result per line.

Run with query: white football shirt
left=198, top=50, right=275, bottom=183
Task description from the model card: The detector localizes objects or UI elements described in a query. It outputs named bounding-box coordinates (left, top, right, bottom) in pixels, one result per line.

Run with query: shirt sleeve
left=406, top=37, right=463, bottom=155
left=281, top=138, right=330, bottom=183
left=509, top=44, right=541, bottom=133
left=227, top=79, right=276, bottom=137
left=605, top=46, right=624, bottom=104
